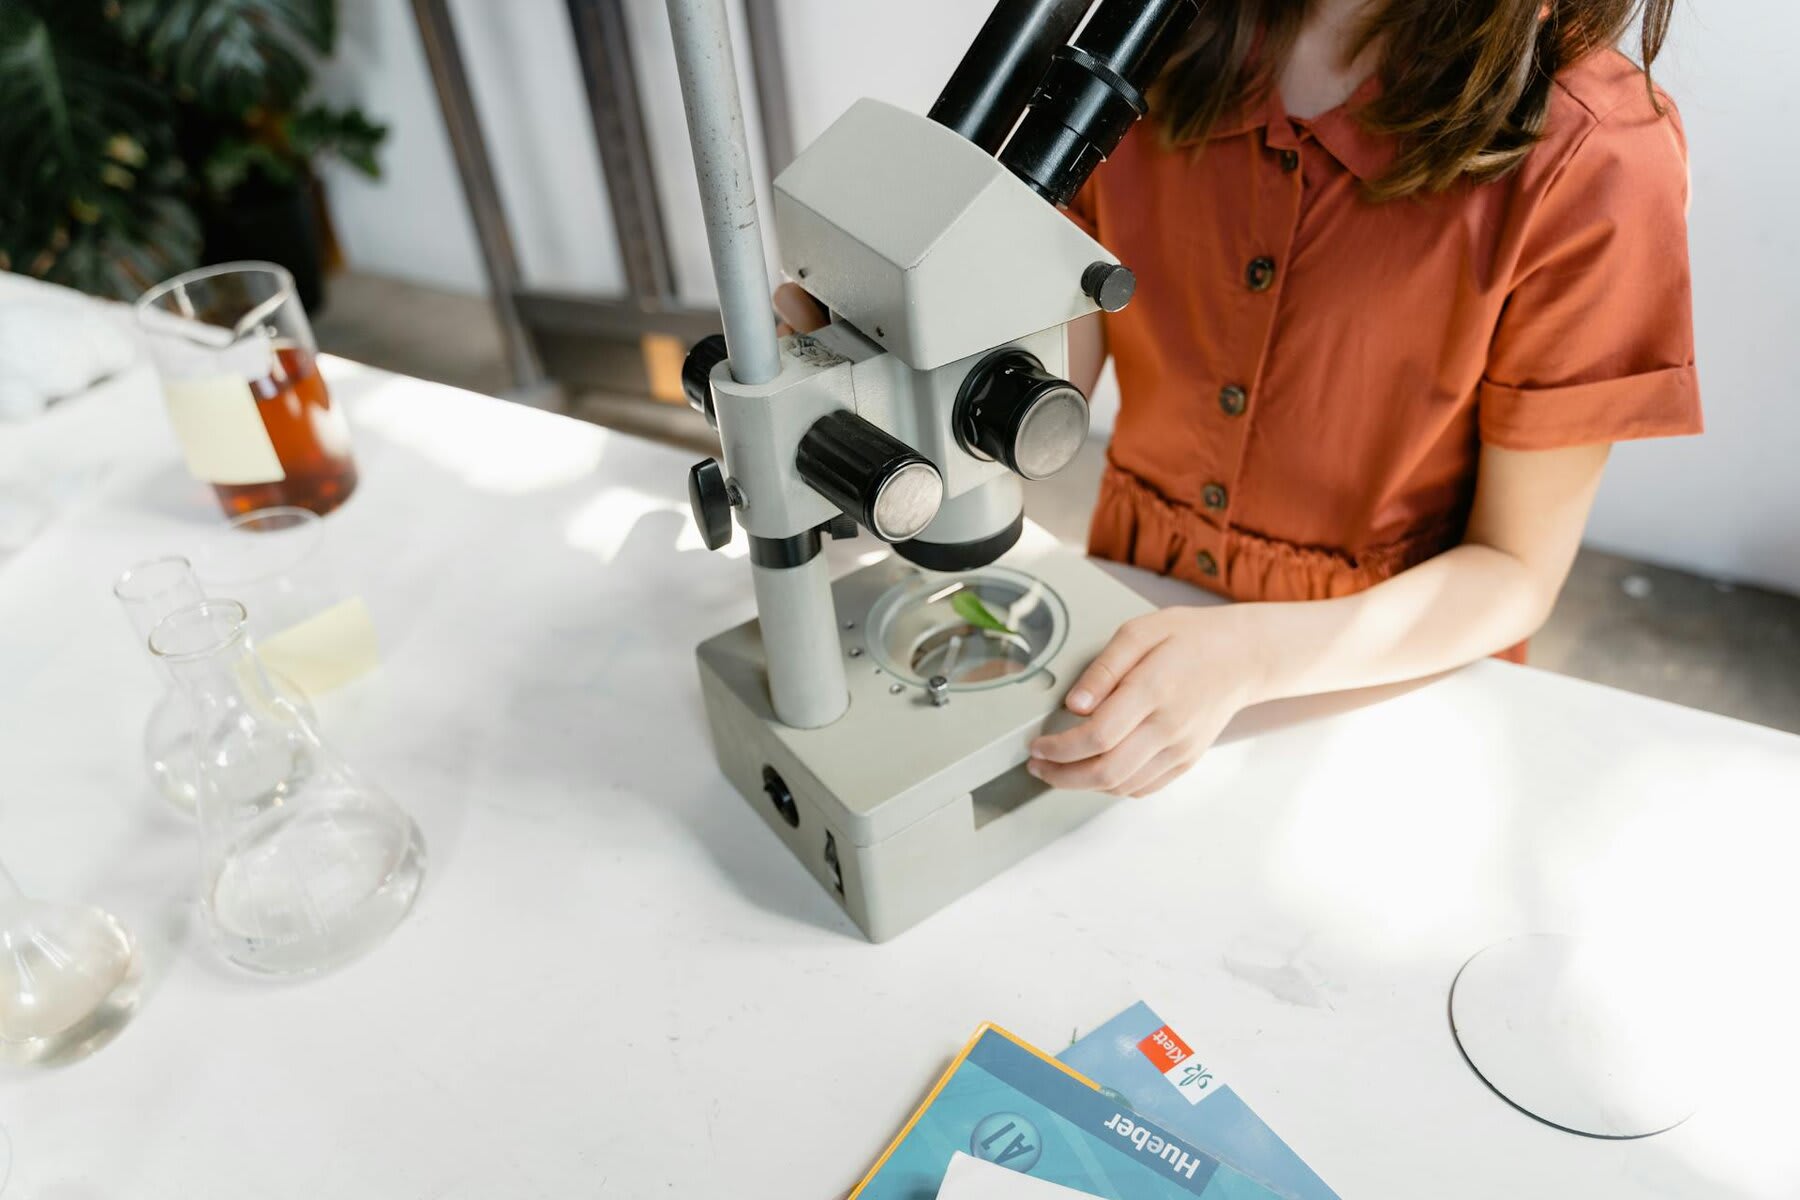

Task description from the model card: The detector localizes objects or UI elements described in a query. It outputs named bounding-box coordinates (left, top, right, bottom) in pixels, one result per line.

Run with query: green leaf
left=203, top=135, right=296, bottom=195
left=120, top=0, right=334, bottom=115
left=287, top=104, right=388, bottom=178
left=40, top=179, right=201, bottom=300
left=951, top=590, right=1019, bottom=636
left=0, top=0, right=196, bottom=299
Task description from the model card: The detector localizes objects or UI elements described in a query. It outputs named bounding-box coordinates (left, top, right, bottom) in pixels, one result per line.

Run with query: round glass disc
left=866, top=566, right=1067, bottom=691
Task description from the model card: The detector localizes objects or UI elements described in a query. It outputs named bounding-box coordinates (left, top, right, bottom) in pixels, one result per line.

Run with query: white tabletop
left=2, top=280, right=1798, bottom=1198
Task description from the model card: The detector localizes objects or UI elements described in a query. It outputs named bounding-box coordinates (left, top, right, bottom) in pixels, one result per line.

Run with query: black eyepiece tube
left=999, top=0, right=1200, bottom=207
left=928, top=0, right=1096, bottom=155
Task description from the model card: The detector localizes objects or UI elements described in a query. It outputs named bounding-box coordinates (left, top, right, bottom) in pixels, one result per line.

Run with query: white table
left=3, top=278, right=1799, bottom=1198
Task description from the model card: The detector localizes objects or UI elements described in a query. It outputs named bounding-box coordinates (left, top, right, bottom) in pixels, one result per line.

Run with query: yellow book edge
left=848, top=1024, right=1105, bottom=1199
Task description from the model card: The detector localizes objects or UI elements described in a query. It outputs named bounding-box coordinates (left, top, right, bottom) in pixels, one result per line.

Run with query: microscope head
left=770, top=98, right=1103, bottom=568
left=684, top=0, right=1197, bottom=576
left=765, top=0, right=1198, bottom=570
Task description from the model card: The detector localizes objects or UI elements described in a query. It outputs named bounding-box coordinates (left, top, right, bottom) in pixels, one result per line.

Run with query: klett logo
left=1102, top=1112, right=1204, bottom=1180
left=1137, top=1023, right=1219, bottom=1105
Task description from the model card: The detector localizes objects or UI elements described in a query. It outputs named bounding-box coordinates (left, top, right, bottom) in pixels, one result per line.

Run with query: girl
left=782, top=0, right=1699, bottom=798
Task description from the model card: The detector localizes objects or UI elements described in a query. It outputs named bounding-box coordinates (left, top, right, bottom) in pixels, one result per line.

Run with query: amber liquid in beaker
left=214, top=344, right=359, bottom=518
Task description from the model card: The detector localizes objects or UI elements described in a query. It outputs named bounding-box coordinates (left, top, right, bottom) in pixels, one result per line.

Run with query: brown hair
left=1152, top=0, right=1676, bottom=199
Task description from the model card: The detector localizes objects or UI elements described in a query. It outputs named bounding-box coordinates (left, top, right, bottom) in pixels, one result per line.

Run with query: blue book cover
left=1058, top=1003, right=1338, bottom=1200
left=851, top=1025, right=1293, bottom=1199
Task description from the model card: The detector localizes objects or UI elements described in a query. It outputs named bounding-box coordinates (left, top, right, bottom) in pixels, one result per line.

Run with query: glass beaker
left=196, top=505, right=331, bottom=640
left=136, top=262, right=358, bottom=518
left=195, top=505, right=377, bottom=696
left=0, top=858, right=141, bottom=1065
left=149, top=600, right=425, bottom=975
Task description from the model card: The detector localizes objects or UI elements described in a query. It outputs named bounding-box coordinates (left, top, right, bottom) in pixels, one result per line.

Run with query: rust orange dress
left=1069, top=49, right=1702, bottom=655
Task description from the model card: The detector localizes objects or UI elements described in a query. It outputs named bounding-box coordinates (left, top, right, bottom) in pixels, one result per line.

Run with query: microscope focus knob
left=797, top=410, right=944, bottom=543
left=956, top=349, right=1090, bottom=481
left=688, top=457, right=734, bottom=551
left=1082, top=261, right=1136, bottom=312
left=681, top=333, right=730, bottom=428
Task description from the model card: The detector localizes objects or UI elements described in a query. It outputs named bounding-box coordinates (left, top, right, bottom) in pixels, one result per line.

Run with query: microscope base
left=695, top=547, right=1153, bottom=941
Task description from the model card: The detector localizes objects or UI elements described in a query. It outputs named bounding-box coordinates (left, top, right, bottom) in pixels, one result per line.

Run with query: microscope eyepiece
left=929, top=0, right=1094, bottom=154
left=998, top=0, right=1200, bottom=208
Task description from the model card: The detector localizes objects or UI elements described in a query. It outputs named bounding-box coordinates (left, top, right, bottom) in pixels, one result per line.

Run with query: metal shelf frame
left=409, top=0, right=796, bottom=395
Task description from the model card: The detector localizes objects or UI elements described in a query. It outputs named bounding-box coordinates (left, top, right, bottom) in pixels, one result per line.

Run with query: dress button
left=1202, top=483, right=1228, bottom=511
left=1279, top=149, right=1300, bottom=172
left=1246, top=256, right=1277, bottom=292
left=1195, top=550, right=1219, bottom=576
left=1218, top=384, right=1248, bottom=416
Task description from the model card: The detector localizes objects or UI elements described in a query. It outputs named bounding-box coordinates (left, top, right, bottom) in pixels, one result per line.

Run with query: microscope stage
left=696, top=542, right=1153, bottom=940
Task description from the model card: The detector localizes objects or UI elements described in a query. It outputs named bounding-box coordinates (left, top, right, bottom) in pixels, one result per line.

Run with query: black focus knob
left=1082, top=260, right=1136, bottom=312
left=688, top=457, right=733, bottom=550
left=956, top=349, right=1090, bottom=481
left=682, top=333, right=729, bottom=428
left=796, top=410, right=944, bottom=543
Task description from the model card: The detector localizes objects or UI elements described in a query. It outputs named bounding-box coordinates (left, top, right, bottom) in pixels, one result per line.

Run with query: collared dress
left=1069, top=49, right=1702, bottom=660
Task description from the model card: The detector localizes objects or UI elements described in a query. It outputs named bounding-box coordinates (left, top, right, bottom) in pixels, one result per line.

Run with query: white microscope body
left=670, top=0, right=1198, bottom=939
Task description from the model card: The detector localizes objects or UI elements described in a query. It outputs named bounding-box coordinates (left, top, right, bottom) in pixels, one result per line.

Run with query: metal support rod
left=666, top=0, right=844, bottom=729
left=566, top=0, right=679, bottom=303
left=409, top=0, right=547, bottom=390
left=752, top=559, right=850, bottom=729
left=664, top=0, right=781, bottom=387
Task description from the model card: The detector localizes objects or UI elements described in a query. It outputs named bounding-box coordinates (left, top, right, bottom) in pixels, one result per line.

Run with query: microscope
left=668, top=0, right=1199, bottom=940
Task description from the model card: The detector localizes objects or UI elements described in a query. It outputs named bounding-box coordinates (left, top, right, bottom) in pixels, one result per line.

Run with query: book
left=851, top=1025, right=1294, bottom=1199
left=1058, top=1003, right=1338, bottom=1200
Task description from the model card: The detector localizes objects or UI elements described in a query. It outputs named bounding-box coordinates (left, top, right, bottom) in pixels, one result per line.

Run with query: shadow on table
left=119, top=460, right=224, bottom=526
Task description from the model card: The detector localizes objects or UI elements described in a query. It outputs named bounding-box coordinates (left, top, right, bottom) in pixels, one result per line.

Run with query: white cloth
left=0, top=276, right=140, bottom=420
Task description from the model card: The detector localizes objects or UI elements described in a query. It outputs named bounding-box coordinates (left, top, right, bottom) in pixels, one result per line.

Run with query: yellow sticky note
left=162, top=374, right=285, bottom=485
left=258, top=596, right=380, bottom=696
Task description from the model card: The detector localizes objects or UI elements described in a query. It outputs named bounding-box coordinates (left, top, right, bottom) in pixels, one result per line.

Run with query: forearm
left=1032, top=435, right=1610, bottom=797
left=1229, top=440, right=1612, bottom=703
left=1234, top=541, right=1555, bottom=705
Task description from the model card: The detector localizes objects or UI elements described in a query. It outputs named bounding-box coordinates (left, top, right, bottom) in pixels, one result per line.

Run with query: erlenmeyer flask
left=149, top=600, right=426, bottom=975
left=0, top=859, right=141, bottom=1065
left=115, top=555, right=313, bottom=813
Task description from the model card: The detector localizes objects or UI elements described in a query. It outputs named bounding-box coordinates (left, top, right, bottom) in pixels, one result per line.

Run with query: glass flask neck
left=149, top=600, right=318, bottom=844
left=153, top=603, right=282, bottom=713
left=114, top=555, right=206, bottom=651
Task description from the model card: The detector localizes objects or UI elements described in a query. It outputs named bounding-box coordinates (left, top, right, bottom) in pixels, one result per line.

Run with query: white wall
left=314, top=0, right=628, bottom=296
left=313, top=0, right=986, bottom=301
left=311, top=2, right=486, bottom=294
left=316, top=1, right=1798, bottom=594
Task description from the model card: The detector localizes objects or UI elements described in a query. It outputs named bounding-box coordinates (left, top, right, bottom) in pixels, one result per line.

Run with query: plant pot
left=200, top=175, right=327, bottom=314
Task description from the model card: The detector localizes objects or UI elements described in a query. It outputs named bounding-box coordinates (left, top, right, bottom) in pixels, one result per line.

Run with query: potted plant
left=0, top=0, right=386, bottom=310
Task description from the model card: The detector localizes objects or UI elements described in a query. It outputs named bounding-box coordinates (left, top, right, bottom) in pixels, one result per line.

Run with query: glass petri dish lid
left=866, top=566, right=1068, bottom=691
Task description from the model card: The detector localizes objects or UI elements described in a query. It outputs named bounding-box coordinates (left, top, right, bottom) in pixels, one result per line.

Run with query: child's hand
left=773, top=282, right=828, bottom=335
left=1027, top=607, right=1266, bottom=798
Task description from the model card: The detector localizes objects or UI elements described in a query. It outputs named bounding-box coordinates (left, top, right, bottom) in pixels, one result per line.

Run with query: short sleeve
left=1479, top=98, right=1702, bottom=450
